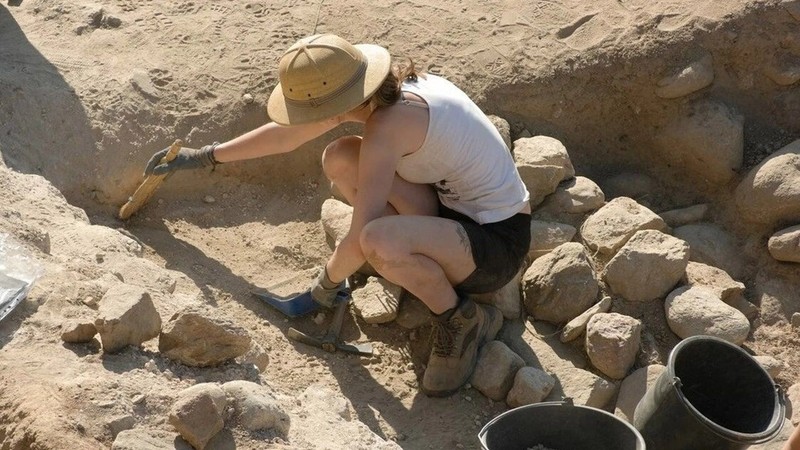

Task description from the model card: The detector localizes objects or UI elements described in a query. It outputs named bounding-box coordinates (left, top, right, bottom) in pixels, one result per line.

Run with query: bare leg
left=360, top=215, right=476, bottom=314
left=322, top=136, right=469, bottom=313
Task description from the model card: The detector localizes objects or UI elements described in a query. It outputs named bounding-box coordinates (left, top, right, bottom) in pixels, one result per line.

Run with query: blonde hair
left=369, top=58, right=423, bottom=108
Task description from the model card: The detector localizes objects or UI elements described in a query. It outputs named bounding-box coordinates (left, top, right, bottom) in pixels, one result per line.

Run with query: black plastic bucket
left=633, top=335, right=785, bottom=450
left=478, top=400, right=646, bottom=450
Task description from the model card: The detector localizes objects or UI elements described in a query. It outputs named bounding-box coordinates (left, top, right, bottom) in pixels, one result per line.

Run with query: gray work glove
left=144, top=143, right=220, bottom=176
left=310, top=266, right=343, bottom=309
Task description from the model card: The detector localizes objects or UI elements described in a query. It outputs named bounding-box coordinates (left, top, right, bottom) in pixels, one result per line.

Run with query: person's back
left=397, top=74, right=529, bottom=224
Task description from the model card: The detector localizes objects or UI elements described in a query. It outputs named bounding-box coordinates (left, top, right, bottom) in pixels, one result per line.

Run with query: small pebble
left=132, top=394, right=146, bottom=405
left=313, top=312, right=326, bottom=325
left=157, top=198, right=164, bottom=205
left=242, top=93, right=254, bottom=104
left=203, top=195, right=216, bottom=204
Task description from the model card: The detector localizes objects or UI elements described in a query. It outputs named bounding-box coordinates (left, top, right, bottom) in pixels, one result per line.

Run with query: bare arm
left=325, top=110, right=411, bottom=283
left=213, top=116, right=343, bottom=163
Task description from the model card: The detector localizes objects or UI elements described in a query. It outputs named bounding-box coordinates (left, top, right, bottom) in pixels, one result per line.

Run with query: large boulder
left=506, top=367, right=556, bottom=408
left=528, top=220, right=577, bottom=260
left=514, top=136, right=575, bottom=206
left=580, top=197, right=667, bottom=256
left=522, top=242, right=598, bottom=324
left=603, top=230, right=690, bottom=302
left=768, top=224, right=800, bottom=263
left=159, top=309, right=251, bottom=367
left=735, top=139, right=800, bottom=225
left=472, top=267, right=524, bottom=320
left=585, top=313, right=642, bottom=380
left=615, top=365, right=666, bottom=423
left=549, top=367, right=617, bottom=408
left=94, top=284, right=162, bottom=353
left=665, top=286, right=750, bottom=345
left=351, top=277, right=401, bottom=324
left=221, top=380, right=289, bottom=433
left=168, top=383, right=227, bottom=450
left=471, top=341, right=525, bottom=401
left=681, top=261, right=745, bottom=303
left=534, top=176, right=605, bottom=224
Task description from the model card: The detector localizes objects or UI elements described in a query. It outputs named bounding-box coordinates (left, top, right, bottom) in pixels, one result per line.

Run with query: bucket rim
left=666, top=335, right=786, bottom=444
left=478, top=400, right=646, bottom=447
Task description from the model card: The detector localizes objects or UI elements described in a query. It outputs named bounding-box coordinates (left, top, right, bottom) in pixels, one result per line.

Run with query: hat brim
left=267, top=44, right=391, bottom=126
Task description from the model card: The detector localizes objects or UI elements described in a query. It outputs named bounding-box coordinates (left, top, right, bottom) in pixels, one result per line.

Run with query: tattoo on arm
left=455, top=224, right=471, bottom=255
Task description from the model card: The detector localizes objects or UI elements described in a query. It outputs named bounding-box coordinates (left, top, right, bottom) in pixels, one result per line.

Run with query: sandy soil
left=1, top=0, right=799, bottom=449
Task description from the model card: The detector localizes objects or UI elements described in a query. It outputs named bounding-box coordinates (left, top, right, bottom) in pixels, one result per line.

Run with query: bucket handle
left=671, top=376, right=786, bottom=444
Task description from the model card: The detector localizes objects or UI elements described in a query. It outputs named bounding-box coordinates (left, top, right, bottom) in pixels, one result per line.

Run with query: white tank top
left=396, top=74, right=530, bottom=224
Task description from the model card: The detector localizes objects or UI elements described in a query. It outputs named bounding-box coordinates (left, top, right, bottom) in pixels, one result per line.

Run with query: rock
left=395, top=293, right=431, bottom=329
left=168, top=383, right=227, bottom=450
left=665, top=286, right=750, bottom=345
left=61, top=320, right=97, bottom=343
left=130, top=69, right=160, bottom=99
left=735, top=139, right=800, bottom=225
left=320, top=198, right=353, bottom=245
left=580, top=197, right=667, bottom=256
left=655, top=53, right=714, bottom=99
left=659, top=204, right=708, bottom=227
left=159, top=309, right=251, bottom=367
left=528, top=220, right=577, bottom=260
left=222, top=380, right=289, bottom=433
left=522, top=242, right=598, bottom=324
left=112, top=429, right=193, bottom=450
left=768, top=224, right=800, bottom=263
left=237, top=342, right=270, bottom=372
left=513, top=136, right=575, bottom=206
left=536, top=176, right=605, bottom=216
left=471, top=267, right=523, bottom=320
left=654, top=100, right=743, bottom=185
left=586, top=313, right=642, bottom=379
left=106, top=415, right=135, bottom=438
left=604, top=230, right=689, bottom=302
left=94, top=284, right=162, bottom=353
left=202, top=195, right=215, bottom=204
left=242, top=93, right=254, bottom=104
left=682, top=261, right=745, bottom=303
left=351, top=277, right=401, bottom=324
left=548, top=367, right=617, bottom=408
left=506, top=367, right=556, bottom=408
left=673, top=223, right=744, bottom=279
left=471, top=341, right=526, bottom=401
left=752, top=355, right=786, bottom=379
left=615, top=365, right=666, bottom=423
left=487, top=115, right=512, bottom=150
left=560, top=296, right=612, bottom=343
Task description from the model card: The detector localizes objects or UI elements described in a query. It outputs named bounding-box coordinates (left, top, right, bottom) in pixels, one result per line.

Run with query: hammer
left=287, top=296, right=373, bottom=357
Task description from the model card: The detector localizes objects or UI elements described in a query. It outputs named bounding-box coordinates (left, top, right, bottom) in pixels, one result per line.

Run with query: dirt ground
left=1, top=0, right=799, bottom=449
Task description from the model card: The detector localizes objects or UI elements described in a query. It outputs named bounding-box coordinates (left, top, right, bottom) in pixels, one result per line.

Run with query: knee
left=322, top=135, right=360, bottom=181
left=360, top=218, right=403, bottom=263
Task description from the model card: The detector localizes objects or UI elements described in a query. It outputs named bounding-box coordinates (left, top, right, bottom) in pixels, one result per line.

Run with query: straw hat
left=267, top=34, right=391, bottom=125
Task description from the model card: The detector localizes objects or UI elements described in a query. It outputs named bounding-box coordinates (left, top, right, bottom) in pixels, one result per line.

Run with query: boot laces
left=431, top=317, right=463, bottom=357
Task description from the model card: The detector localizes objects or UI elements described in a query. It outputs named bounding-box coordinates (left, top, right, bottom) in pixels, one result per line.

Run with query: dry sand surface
left=1, top=0, right=800, bottom=449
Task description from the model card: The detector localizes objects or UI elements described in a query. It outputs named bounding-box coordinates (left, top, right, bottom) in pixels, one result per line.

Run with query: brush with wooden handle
left=118, top=139, right=183, bottom=220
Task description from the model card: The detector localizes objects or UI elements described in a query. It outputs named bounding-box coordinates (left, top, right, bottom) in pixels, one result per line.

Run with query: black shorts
left=439, top=205, right=531, bottom=295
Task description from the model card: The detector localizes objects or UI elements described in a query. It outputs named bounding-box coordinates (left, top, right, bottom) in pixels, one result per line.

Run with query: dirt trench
left=1, top=1, right=799, bottom=449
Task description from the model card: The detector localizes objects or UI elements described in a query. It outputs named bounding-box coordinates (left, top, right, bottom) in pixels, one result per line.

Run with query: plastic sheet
left=0, top=234, right=43, bottom=323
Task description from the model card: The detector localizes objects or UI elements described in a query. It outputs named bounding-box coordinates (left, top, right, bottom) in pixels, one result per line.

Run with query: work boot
left=421, top=298, right=502, bottom=397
